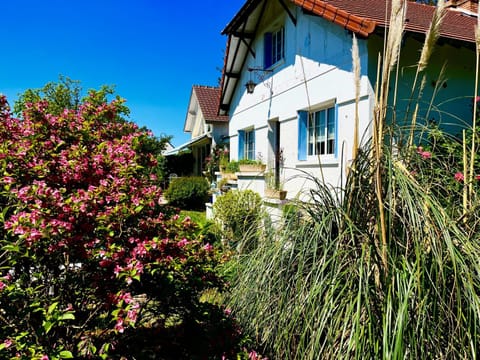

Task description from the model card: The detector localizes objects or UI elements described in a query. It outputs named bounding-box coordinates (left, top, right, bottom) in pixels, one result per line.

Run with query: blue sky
left=0, top=0, right=244, bottom=146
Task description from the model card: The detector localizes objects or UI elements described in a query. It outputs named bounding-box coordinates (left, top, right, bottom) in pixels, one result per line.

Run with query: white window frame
left=264, top=27, right=285, bottom=69
left=307, top=106, right=336, bottom=157
left=244, top=129, right=255, bottom=160
left=271, top=27, right=284, bottom=66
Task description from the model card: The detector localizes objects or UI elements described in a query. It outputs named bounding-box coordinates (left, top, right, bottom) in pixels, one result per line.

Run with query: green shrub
left=213, top=190, right=263, bottom=252
left=165, top=176, right=210, bottom=209
left=238, top=159, right=263, bottom=165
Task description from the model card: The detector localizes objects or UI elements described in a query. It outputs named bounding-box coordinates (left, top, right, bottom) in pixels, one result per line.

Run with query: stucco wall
left=367, top=34, right=476, bottom=137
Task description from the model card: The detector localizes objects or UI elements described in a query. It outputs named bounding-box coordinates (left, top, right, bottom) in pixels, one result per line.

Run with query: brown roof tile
left=293, top=0, right=477, bottom=43
left=193, top=85, right=229, bottom=123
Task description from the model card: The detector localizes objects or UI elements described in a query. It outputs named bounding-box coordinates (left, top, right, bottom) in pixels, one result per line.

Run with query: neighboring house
left=161, top=141, right=174, bottom=155
left=165, top=85, right=228, bottom=176
left=218, top=0, right=478, bottom=201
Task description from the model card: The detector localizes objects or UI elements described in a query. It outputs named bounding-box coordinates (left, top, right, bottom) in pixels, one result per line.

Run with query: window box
left=239, top=163, right=266, bottom=173
left=265, top=188, right=287, bottom=200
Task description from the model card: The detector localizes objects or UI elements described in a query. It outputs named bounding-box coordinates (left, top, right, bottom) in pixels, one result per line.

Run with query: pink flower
left=416, top=146, right=431, bottom=159
left=0, top=282, right=6, bottom=291
left=2, top=176, right=15, bottom=184
left=114, top=318, right=125, bottom=333
left=455, top=172, right=464, bottom=182
left=127, top=309, right=138, bottom=322
left=420, top=151, right=431, bottom=159
left=41, top=355, right=49, bottom=360
left=3, top=339, right=12, bottom=348
left=203, top=243, right=213, bottom=251
left=177, top=238, right=188, bottom=248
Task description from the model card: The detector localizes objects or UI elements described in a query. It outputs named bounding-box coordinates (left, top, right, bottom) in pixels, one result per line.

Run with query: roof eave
left=291, top=0, right=377, bottom=37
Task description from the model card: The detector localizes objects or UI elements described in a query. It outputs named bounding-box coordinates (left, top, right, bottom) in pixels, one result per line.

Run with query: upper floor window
left=297, top=103, right=337, bottom=161
left=264, top=27, right=285, bottom=69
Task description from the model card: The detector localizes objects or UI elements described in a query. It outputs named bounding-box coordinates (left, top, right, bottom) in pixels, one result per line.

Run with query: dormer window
left=264, top=27, right=285, bottom=69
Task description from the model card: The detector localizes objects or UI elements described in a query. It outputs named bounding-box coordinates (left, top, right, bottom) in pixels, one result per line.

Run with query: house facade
left=165, top=85, right=228, bottom=176
left=218, top=0, right=478, bottom=201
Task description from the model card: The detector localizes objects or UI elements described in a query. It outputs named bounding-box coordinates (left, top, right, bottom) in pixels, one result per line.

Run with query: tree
left=13, top=75, right=124, bottom=118
left=0, top=91, right=232, bottom=359
left=13, top=76, right=172, bottom=180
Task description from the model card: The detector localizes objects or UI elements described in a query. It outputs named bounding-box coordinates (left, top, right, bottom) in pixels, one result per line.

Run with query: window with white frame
left=264, top=27, right=285, bottom=69
left=308, top=107, right=335, bottom=156
left=238, top=128, right=255, bottom=160
left=297, top=103, right=337, bottom=161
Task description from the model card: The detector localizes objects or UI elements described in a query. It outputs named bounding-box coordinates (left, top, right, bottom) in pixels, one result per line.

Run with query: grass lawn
left=179, top=209, right=207, bottom=226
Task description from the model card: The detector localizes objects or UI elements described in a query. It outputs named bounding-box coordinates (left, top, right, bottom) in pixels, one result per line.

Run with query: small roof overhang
left=219, top=0, right=267, bottom=116
left=164, top=133, right=211, bottom=156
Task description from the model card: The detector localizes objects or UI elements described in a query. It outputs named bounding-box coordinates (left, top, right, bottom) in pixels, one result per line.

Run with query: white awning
left=164, top=133, right=211, bottom=156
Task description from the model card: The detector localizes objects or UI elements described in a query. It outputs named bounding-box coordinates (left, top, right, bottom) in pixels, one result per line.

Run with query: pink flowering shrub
left=409, top=125, right=480, bottom=217
left=0, top=94, right=232, bottom=359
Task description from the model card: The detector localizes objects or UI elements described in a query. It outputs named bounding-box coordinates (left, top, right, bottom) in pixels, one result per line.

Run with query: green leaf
left=59, top=350, right=74, bottom=358
left=58, top=313, right=75, bottom=321
left=43, top=320, right=53, bottom=333
left=47, top=301, right=58, bottom=314
left=2, top=244, right=19, bottom=252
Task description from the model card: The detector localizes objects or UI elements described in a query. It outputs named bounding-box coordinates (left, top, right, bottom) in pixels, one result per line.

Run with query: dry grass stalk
left=405, top=1, right=445, bottom=142
left=418, top=0, right=446, bottom=71
left=374, top=0, right=406, bottom=274
left=468, top=8, right=480, bottom=205
left=352, top=34, right=360, bottom=161
left=463, top=130, right=468, bottom=217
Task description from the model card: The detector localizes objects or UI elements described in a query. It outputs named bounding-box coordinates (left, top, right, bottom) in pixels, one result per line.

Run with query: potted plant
left=264, top=168, right=287, bottom=200
left=264, top=149, right=287, bottom=199
left=238, top=153, right=266, bottom=172
left=221, top=160, right=239, bottom=180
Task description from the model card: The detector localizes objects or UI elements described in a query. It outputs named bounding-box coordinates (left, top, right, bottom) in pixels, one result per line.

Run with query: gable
left=219, top=0, right=478, bottom=116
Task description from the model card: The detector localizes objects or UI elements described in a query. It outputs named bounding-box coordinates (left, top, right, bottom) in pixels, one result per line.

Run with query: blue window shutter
left=264, top=32, right=272, bottom=69
left=238, top=130, right=245, bottom=160
left=334, top=104, right=339, bottom=158
left=298, top=111, right=308, bottom=161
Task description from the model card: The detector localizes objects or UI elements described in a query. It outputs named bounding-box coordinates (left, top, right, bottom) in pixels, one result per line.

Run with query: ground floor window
left=298, top=102, right=337, bottom=161
left=239, top=128, right=255, bottom=160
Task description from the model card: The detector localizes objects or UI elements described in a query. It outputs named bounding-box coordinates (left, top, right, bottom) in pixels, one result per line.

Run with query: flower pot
left=265, top=188, right=287, bottom=200
left=239, top=164, right=266, bottom=173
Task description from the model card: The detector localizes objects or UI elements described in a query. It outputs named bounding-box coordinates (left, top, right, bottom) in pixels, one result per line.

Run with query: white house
left=165, top=85, right=228, bottom=176
left=218, top=0, right=478, bottom=202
